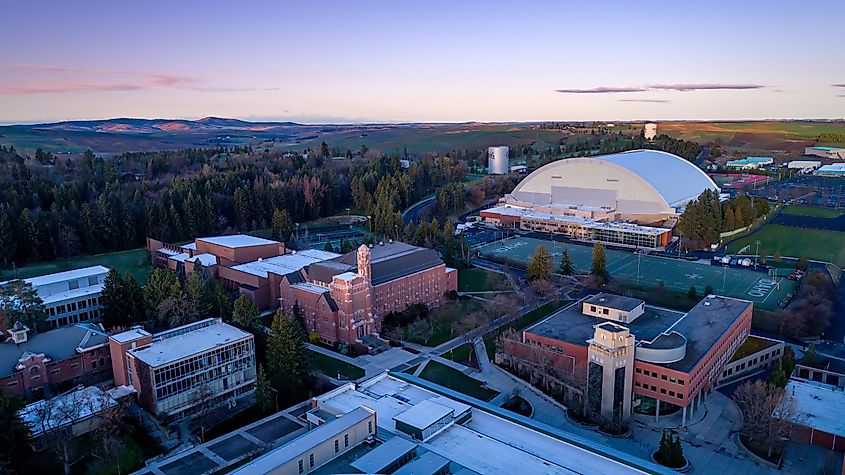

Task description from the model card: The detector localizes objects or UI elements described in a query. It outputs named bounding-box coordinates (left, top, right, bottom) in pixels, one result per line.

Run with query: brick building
left=501, top=293, right=751, bottom=426
left=147, top=234, right=288, bottom=278
left=0, top=322, right=112, bottom=398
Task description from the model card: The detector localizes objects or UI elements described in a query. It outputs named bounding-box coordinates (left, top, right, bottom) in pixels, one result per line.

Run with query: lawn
left=442, top=343, right=475, bottom=363
left=418, top=361, right=499, bottom=401
left=457, top=268, right=508, bottom=292
left=307, top=350, right=365, bottom=380
left=405, top=298, right=487, bottom=347
left=780, top=205, right=844, bottom=219
left=725, top=224, right=845, bottom=266
left=0, top=247, right=151, bottom=283
left=484, top=299, right=570, bottom=361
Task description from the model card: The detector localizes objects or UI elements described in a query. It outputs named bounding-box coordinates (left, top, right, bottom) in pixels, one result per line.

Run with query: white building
left=644, top=123, right=657, bottom=140
left=1, top=266, right=109, bottom=328
left=488, top=146, right=509, bottom=175
left=805, top=146, right=845, bottom=160
left=787, top=160, right=822, bottom=172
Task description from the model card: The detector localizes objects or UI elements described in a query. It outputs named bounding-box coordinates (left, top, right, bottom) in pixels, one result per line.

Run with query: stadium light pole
left=722, top=265, right=728, bottom=292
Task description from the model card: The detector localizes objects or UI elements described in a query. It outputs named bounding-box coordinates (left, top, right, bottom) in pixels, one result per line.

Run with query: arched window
left=29, top=367, right=39, bottom=376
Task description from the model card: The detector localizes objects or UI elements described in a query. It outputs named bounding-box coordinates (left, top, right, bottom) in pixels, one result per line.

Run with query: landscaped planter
left=651, top=451, right=691, bottom=473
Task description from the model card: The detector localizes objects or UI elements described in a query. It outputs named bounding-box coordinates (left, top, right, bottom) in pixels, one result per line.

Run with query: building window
left=678, top=394, right=684, bottom=400
left=661, top=374, right=667, bottom=381
left=669, top=390, right=675, bottom=397
left=634, top=381, right=641, bottom=387
left=51, top=368, right=60, bottom=375
left=678, top=379, right=685, bottom=385
left=298, top=460, right=303, bottom=474
left=344, top=434, right=349, bottom=447
left=335, top=439, right=339, bottom=453
left=309, top=453, right=314, bottom=468
left=29, top=367, right=38, bottom=376
left=368, top=421, right=373, bottom=434
left=660, top=388, right=667, bottom=394
left=635, top=368, right=642, bottom=374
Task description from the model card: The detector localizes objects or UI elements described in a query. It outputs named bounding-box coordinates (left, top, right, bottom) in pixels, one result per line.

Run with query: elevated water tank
left=488, top=146, right=509, bottom=175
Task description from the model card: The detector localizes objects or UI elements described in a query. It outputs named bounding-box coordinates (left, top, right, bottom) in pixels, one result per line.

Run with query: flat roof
left=41, top=284, right=103, bottom=306
left=229, top=407, right=373, bottom=475
left=20, top=386, right=117, bottom=437
left=393, top=399, right=454, bottom=430
left=485, top=205, right=668, bottom=235
left=314, top=374, right=656, bottom=475
left=808, top=146, right=845, bottom=151
left=584, top=293, right=644, bottom=312
left=785, top=380, right=845, bottom=437
left=393, top=451, right=450, bottom=475
left=291, top=282, right=329, bottom=295
left=526, top=294, right=750, bottom=373
left=3, top=265, right=109, bottom=288
left=231, top=250, right=339, bottom=278
left=110, top=327, right=152, bottom=344
left=187, top=253, right=218, bottom=266
left=128, top=322, right=251, bottom=367
left=196, top=234, right=280, bottom=249
left=350, top=436, right=418, bottom=473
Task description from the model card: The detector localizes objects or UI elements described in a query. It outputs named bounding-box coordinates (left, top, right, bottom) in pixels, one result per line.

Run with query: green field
left=725, top=224, right=845, bottom=267
left=457, top=268, right=508, bottom=292
left=307, top=350, right=365, bottom=380
left=0, top=247, right=151, bottom=283
left=418, top=361, right=499, bottom=401
left=780, top=205, right=844, bottom=219
left=477, top=237, right=796, bottom=310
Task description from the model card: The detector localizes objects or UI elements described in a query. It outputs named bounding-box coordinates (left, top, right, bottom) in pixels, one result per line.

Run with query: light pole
left=754, top=240, right=761, bottom=269
left=722, top=265, right=728, bottom=292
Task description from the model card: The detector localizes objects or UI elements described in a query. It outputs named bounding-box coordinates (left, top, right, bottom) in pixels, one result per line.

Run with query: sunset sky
left=2, top=0, right=844, bottom=124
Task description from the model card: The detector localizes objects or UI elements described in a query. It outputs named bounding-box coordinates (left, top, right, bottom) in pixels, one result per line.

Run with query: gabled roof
left=332, top=242, right=444, bottom=286
left=0, top=324, right=109, bottom=377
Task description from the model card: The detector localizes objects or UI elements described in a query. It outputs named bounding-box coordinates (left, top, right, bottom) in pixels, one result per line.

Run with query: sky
left=2, top=0, right=844, bottom=124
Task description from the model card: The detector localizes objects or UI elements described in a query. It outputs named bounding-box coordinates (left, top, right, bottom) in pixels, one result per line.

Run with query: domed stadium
left=505, top=149, right=719, bottom=222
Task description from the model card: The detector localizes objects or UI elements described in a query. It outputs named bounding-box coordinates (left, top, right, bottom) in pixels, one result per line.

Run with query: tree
left=207, top=278, right=232, bottom=321
left=101, top=270, right=145, bottom=330
left=655, top=431, right=686, bottom=468
left=0, top=388, right=30, bottom=472
left=704, top=285, right=714, bottom=295
left=0, top=280, right=46, bottom=332
left=526, top=245, right=552, bottom=281
left=0, top=206, right=14, bottom=267
left=559, top=249, right=574, bottom=275
left=733, top=380, right=797, bottom=458
left=185, top=271, right=211, bottom=318
left=323, top=240, right=335, bottom=252
left=768, top=358, right=789, bottom=388
left=144, top=269, right=177, bottom=317
left=802, top=343, right=820, bottom=368
left=233, top=295, right=261, bottom=330
left=773, top=250, right=781, bottom=263
left=254, top=365, right=274, bottom=415
left=266, top=309, right=310, bottom=404
left=687, top=286, right=698, bottom=301
left=796, top=256, right=808, bottom=270
left=591, top=242, right=608, bottom=279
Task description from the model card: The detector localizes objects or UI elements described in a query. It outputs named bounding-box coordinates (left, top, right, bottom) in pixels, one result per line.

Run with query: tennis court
left=477, top=236, right=796, bottom=309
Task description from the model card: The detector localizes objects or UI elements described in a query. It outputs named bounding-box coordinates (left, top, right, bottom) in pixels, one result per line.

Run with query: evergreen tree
left=526, top=245, right=552, bottom=281
left=0, top=388, right=31, bottom=472
left=266, top=309, right=310, bottom=404
left=185, top=271, right=211, bottom=319
left=0, top=206, right=14, bottom=267
left=0, top=280, right=46, bottom=332
left=123, top=272, right=146, bottom=325
left=768, top=359, right=788, bottom=388
left=591, top=242, right=608, bottom=279
left=323, top=240, right=335, bottom=252
left=100, top=269, right=126, bottom=329
left=207, top=279, right=232, bottom=321
left=560, top=249, right=575, bottom=275
left=232, top=295, right=261, bottom=330
left=254, top=365, right=274, bottom=415
left=802, top=343, right=820, bottom=368
left=144, top=269, right=177, bottom=316
left=687, top=286, right=698, bottom=300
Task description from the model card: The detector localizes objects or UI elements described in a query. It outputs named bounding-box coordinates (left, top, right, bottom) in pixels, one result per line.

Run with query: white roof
left=291, top=282, right=329, bottom=295
left=167, top=252, right=190, bottom=263
left=41, top=284, right=103, bottom=306
left=128, top=322, right=251, bottom=367
left=20, top=386, right=117, bottom=438
left=231, top=250, right=340, bottom=278
left=785, top=380, right=845, bottom=437
left=350, top=436, right=418, bottom=473
left=394, top=399, right=454, bottom=430
left=485, top=205, right=668, bottom=235
left=334, top=272, right=359, bottom=281
left=181, top=242, right=197, bottom=250
left=157, top=248, right=182, bottom=256
left=110, top=327, right=152, bottom=344
left=4, top=265, right=109, bottom=288
left=186, top=253, right=218, bottom=266
left=196, top=234, right=280, bottom=248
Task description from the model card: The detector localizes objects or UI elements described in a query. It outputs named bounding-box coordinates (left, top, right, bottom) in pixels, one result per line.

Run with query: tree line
left=677, top=190, right=770, bottom=248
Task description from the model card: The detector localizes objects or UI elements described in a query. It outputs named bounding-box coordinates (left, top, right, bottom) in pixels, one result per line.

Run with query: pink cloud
left=0, top=82, right=143, bottom=94
left=649, top=83, right=764, bottom=91
left=556, top=86, right=647, bottom=94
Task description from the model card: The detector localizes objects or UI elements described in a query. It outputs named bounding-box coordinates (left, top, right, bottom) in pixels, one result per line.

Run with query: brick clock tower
left=586, top=322, right=635, bottom=427
left=357, top=244, right=371, bottom=282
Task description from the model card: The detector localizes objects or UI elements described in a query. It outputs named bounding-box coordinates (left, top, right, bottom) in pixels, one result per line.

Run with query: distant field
left=0, top=247, right=151, bottom=283
left=725, top=224, right=845, bottom=266
left=780, top=205, right=844, bottom=219
left=659, top=121, right=845, bottom=154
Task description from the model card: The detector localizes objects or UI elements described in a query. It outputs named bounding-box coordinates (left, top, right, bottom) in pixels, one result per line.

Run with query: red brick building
left=0, top=322, right=112, bottom=398
left=502, top=293, right=751, bottom=425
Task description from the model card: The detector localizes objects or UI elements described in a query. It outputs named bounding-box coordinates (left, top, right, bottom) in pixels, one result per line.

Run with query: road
left=402, top=196, right=435, bottom=225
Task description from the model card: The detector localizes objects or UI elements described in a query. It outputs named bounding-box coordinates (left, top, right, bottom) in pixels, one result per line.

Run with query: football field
left=477, top=237, right=795, bottom=309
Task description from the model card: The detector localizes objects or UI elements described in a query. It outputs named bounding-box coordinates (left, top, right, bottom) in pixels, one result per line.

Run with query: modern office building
left=501, top=293, right=751, bottom=425
left=109, top=318, right=256, bottom=420
left=488, top=146, right=509, bottom=175
left=1, top=265, right=109, bottom=328
left=493, top=150, right=719, bottom=224
left=805, top=146, right=845, bottom=160
left=0, top=322, right=112, bottom=398
left=480, top=204, right=672, bottom=249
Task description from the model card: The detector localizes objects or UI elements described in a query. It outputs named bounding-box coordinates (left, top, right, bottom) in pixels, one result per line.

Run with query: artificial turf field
left=477, top=236, right=796, bottom=310
left=725, top=224, right=845, bottom=267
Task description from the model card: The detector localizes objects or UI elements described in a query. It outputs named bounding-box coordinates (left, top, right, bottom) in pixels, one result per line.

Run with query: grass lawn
left=418, top=361, right=498, bottom=401
left=725, top=224, right=845, bottom=266
left=458, top=268, right=508, bottom=292
left=442, top=343, right=474, bottom=362
left=308, top=350, right=365, bottom=379
left=781, top=205, right=844, bottom=219
left=484, top=299, right=570, bottom=361
left=405, top=298, right=487, bottom=347
left=0, top=247, right=151, bottom=283
left=729, top=335, right=779, bottom=362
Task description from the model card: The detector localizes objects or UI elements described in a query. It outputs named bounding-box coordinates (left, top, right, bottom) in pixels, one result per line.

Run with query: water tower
left=488, top=146, right=509, bottom=175
left=644, top=123, right=658, bottom=140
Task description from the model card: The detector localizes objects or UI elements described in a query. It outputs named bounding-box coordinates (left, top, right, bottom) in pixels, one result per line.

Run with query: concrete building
left=488, top=146, right=509, bottom=175
left=787, top=160, right=822, bottom=172
left=644, top=123, right=657, bottom=140
left=109, top=318, right=256, bottom=420
left=784, top=379, right=845, bottom=451
left=1, top=265, right=109, bottom=328
left=480, top=204, right=672, bottom=249
left=0, top=322, right=111, bottom=398
left=725, top=156, right=773, bottom=170
left=278, top=242, right=457, bottom=344
left=717, top=335, right=784, bottom=386
left=502, top=293, right=751, bottom=425
left=805, top=146, right=845, bottom=160
left=495, top=150, right=719, bottom=224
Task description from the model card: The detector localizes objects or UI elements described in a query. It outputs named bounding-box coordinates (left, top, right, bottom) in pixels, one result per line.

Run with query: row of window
left=154, top=359, right=254, bottom=401
left=47, top=296, right=102, bottom=316
left=296, top=423, right=371, bottom=474
left=635, top=367, right=685, bottom=385
left=634, top=381, right=685, bottom=400
left=152, top=339, right=253, bottom=385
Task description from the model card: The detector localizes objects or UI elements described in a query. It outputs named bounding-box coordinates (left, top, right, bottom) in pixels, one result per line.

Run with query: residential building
left=501, top=293, right=752, bottom=425
left=1, top=265, right=109, bottom=328
left=805, top=146, right=845, bottom=160
left=0, top=322, right=111, bottom=398
left=109, top=318, right=256, bottom=420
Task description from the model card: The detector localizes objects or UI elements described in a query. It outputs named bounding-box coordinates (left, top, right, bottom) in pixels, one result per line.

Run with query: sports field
left=781, top=205, right=844, bottom=219
left=477, top=237, right=795, bottom=309
left=725, top=224, right=845, bottom=267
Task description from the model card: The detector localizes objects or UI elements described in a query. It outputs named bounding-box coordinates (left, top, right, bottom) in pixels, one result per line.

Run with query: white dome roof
left=510, top=150, right=719, bottom=215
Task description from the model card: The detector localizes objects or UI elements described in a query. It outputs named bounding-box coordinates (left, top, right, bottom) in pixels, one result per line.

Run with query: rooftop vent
left=379, top=241, right=384, bottom=246
left=704, top=301, right=711, bottom=306
left=257, top=257, right=263, bottom=261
